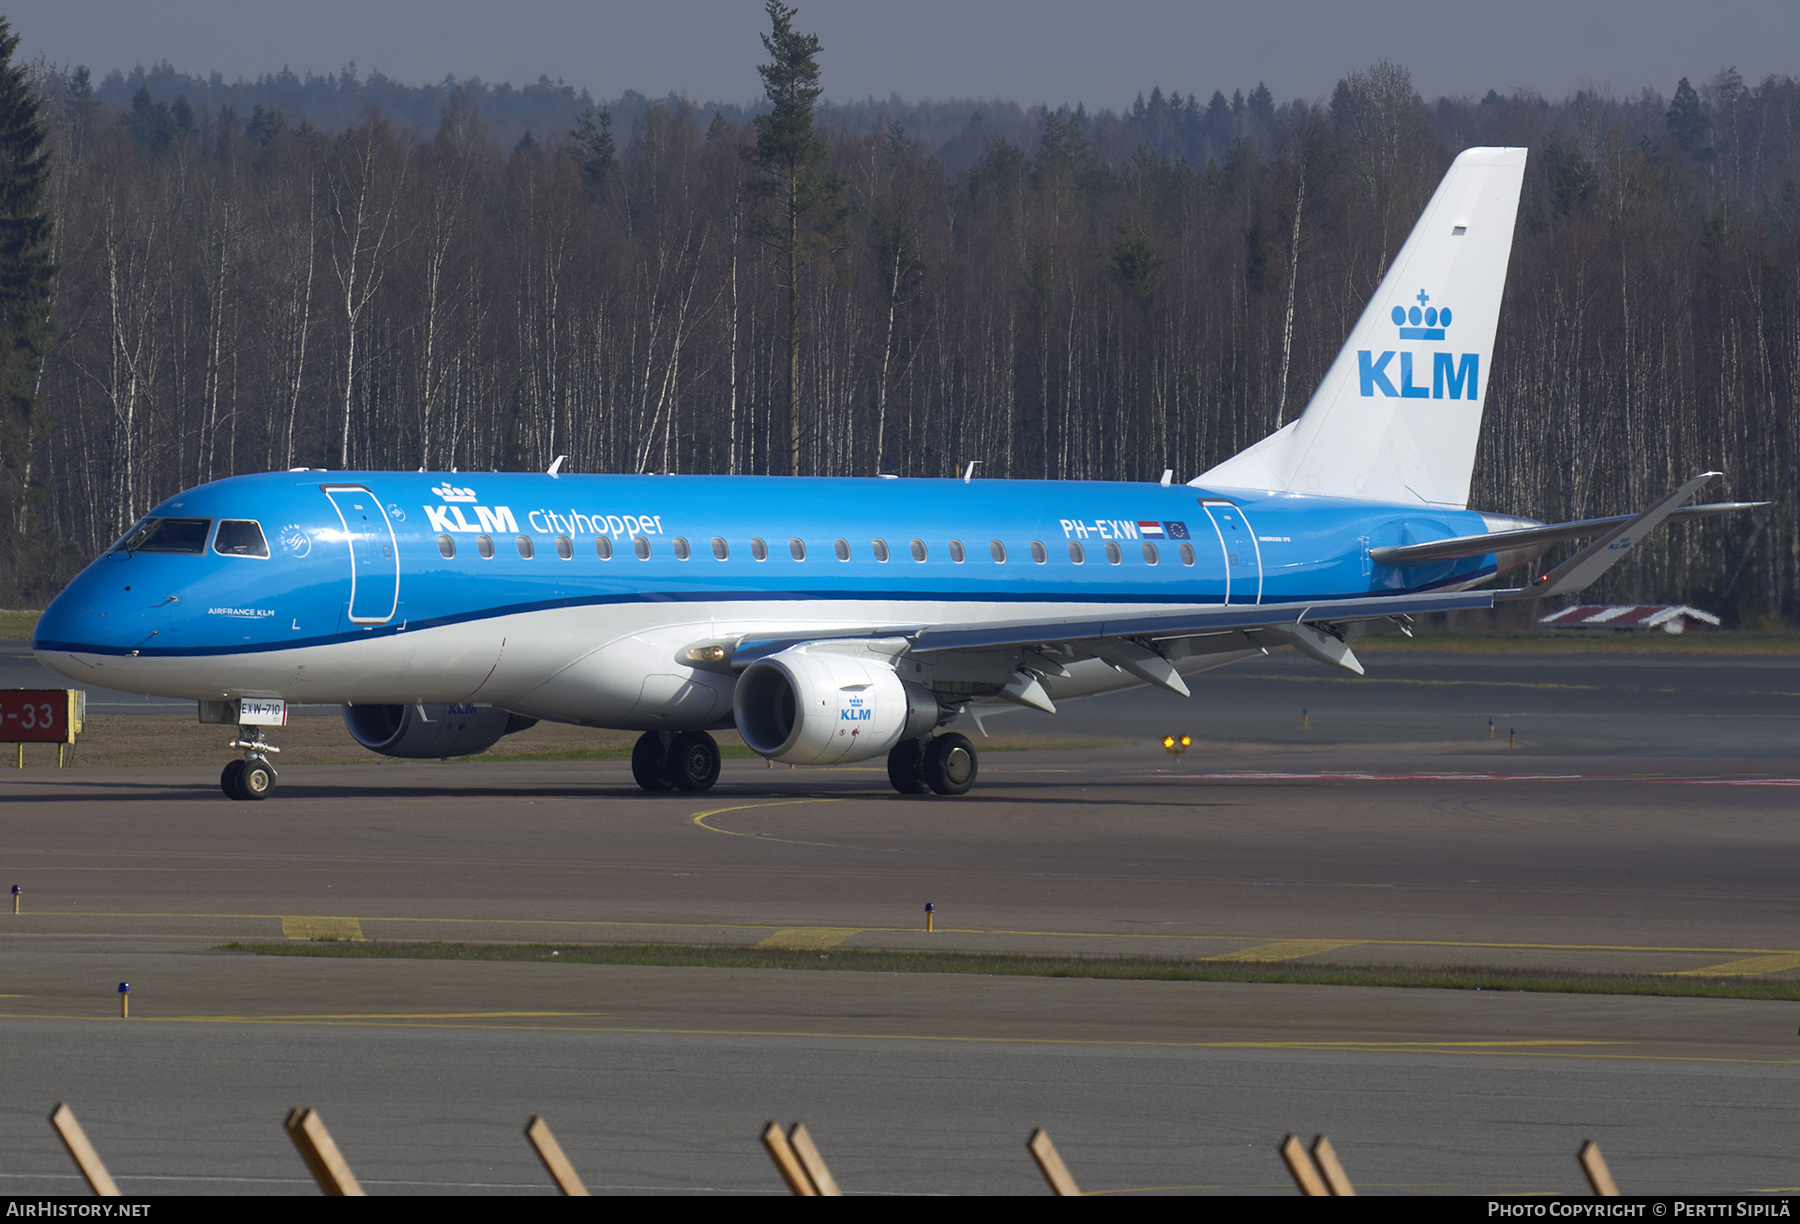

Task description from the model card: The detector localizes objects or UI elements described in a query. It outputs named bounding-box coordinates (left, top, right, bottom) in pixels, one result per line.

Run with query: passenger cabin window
left=910, top=539, right=927, bottom=562
left=673, top=537, right=691, bottom=560
left=948, top=540, right=966, bottom=563
left=437, top=534, right=456, bottom=559
left=872, top=539, right=890, bottom=562
left=1142, top=541, right=1159, bottom=565
left=789, top=538, right=806, bottom=561
left=751, top=537, right=768, bottom=561
left=595, top=535, right=613, bottom=560
left=477, top=534, right=495, bottom=559
left=1030, top=541, right=1047, bottom=564
left=213, top=520, right=269, bottom=558
left=1179, top=542, right=1195, bottom=566
left=711, top=537, right=729, bottom=560
left=1105, top=540, right=1122, bottom=565
left=516, top=535, right=534, bottom=559
left=634, top=536, right=652, bottom=560
left=555, top=535, right=573, bottom=560
left=990, top=540, right=1006, bottom=563
left=834, top=538, right=851, bottom=561
left=1068, top=541, right=1085, bottom=564
left=117, top=517, right=211, bottom=554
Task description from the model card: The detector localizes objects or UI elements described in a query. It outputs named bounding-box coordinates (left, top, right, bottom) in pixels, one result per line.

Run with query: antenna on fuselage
left=547, top=455, right=567, bottom=477
left=963, top=461, right=979, bottom=484
left=1160, top=469, right=1173, bottom=487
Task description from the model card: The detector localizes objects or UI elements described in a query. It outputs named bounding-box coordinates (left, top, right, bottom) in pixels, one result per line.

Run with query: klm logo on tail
left=1357, top=291, right=1478, bottom=401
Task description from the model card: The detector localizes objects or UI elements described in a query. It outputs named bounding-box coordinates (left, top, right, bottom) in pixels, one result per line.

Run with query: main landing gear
left=221, top=725, right=279, bottom=801
left=632, top=730, right=722, bottom=793
left=887, top=733, right=978, bottom=796
left=629, top=730, right=976, bottom=796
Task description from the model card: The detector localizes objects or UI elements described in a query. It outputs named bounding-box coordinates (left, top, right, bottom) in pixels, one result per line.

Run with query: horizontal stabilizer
left=1496, top=473, right=1719, bottom=602
left=1371, top=501, right=1764, bottom=568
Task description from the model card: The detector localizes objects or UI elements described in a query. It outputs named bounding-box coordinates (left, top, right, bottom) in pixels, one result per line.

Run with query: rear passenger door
left=1200, top=500, right=1263, bottom=605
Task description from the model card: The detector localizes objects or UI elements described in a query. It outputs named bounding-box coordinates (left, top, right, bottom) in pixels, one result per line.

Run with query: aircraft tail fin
left=1197, top=146, right=1527, bottom=507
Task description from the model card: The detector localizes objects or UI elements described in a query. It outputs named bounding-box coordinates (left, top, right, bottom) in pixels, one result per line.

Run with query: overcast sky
left=11, top=1, right=1797, bottom=109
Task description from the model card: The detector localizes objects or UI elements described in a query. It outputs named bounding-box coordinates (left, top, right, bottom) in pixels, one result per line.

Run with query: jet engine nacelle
left=734, top=646, right=940, bottom=765
left=342, top=702, right=538, bottom=759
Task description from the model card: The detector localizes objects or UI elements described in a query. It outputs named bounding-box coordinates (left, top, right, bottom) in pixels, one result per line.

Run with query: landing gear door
left=1201, top=500, right=1263, bottom=605
left=323, top=485, right=400, bottom=625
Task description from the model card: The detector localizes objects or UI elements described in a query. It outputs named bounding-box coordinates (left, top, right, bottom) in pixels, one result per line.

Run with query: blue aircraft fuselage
left=35, top=468, right=1496, bottom=663
left=31, top=469, right=1504, bottom=734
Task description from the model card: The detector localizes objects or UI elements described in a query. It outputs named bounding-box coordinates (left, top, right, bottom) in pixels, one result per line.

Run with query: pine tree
left=0, top=17, right=53, bottom=493
left=754, top=0, right=842, bottom=476
left=126, top=85, right=174, bottom=154
left=571, top=105, right=615, bottom=190
left=1666, top=77, right=1712, bottom=165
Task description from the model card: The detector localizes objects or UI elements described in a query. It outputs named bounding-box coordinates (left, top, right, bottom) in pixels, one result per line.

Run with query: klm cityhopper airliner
left=32, top=148, right=1754, bottom=800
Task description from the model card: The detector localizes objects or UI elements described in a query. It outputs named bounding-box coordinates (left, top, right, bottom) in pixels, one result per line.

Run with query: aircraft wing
left=902, top=589, right=1495, bottom=653
left=724, top=471, right=1750, bottom=712
left=730, top=588, right=1497, bottom=705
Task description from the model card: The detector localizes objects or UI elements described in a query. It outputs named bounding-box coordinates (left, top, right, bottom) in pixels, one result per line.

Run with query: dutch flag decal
left=1137, top=521, right=1165, bottom=537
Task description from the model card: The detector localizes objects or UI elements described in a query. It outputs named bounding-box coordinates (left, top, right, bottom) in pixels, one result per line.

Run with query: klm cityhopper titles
left=31, top=148, right=1757, bottom=800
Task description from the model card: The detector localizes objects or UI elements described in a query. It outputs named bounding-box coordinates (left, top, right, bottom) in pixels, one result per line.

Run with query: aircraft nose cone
left=31, top=565, right=127, bottom=659
left=32, top=593, right=87, bottom=652
left=33, top=589, right=98, bottom=683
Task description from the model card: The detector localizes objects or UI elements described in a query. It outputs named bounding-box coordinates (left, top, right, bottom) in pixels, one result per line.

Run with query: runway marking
left=1206, top=939, right=1363, bottom=962
left=756, top=927, right=860, bottom=950
left=281, top=916, right=365, bottom=941
left=0, top=1011, right=608, bottom=1024
left=1224, top=673, right=1599, bottom=691
left=1671, top=778, right=1800, bottom=787
left=1141, top=771, right=1586, bottom=782
left=1142, top=771, right=1800, bottom=786
left=1, top=1012, right=1701, bottom=1058
left=6, top=1011, right=1798, bottom=1064
left=689, top=798, right=850, bottom=848
left=1672, top=953, right=1800, bottom=977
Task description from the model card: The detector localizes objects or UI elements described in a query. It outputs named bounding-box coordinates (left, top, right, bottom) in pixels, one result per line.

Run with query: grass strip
left=220, top=941, right=1800, bottom=1001
left=0, top=609, right=41, bottom=639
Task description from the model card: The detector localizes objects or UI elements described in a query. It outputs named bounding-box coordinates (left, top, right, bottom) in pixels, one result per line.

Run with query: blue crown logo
left=1391, top=290, right=1451, bottom=340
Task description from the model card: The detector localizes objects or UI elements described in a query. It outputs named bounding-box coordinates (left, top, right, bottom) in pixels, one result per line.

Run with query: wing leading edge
left=729, top=588, right=1497, bottom=695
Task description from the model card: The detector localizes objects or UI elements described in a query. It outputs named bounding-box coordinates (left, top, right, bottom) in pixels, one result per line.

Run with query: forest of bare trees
left=4, top=45, right=1799, bottom=625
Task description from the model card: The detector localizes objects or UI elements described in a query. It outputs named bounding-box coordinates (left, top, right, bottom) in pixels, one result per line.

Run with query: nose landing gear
left=221, top=725, right=279, bottom=801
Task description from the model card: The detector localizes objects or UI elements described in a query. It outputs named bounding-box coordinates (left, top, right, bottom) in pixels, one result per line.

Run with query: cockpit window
left=212, top=520, right=270, bottom=558
left=116, top=517, right=212, bottom=554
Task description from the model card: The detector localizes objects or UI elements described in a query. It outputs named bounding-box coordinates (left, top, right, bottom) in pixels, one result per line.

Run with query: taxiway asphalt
left=2, top=648, right=1799, bottom=1195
